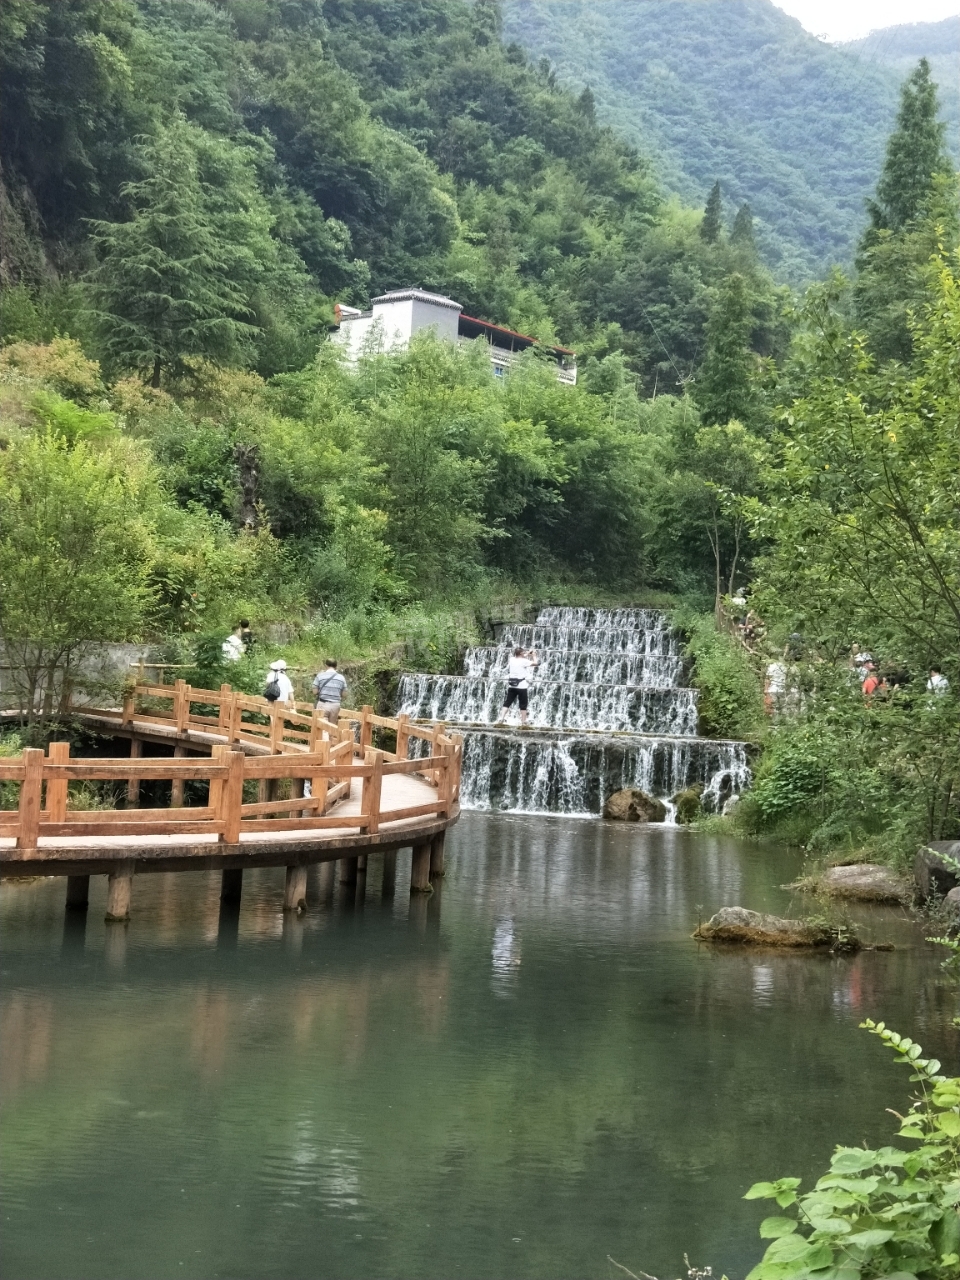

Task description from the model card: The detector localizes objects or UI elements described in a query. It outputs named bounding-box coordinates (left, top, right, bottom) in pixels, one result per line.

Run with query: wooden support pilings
left=105, top=861, right=134, bottom=922
left=283, top=865, right=308, bottom=911
left=340, top=856, right=359, bottom=885
left=65, top=875, right=90, bottom=911
left=220, top=867, right=243, bottom=903
left=429, top=832, right=446, bottom=878
left=410, top=843, right=432, bottom=894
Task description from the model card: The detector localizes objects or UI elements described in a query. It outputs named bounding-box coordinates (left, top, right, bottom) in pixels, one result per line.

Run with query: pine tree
left=700, top=181, right=722, bottom=243
left=693, top=273, right=756, bottom=427
left=90, top=119, right=265, bottom=386
left=866, top=59, right=951, bottom=235
left=731, top=202, right=755, bottom=252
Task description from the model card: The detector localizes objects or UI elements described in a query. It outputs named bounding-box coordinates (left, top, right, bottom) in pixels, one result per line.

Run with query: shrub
left=675, top=608, right=764, bottom=740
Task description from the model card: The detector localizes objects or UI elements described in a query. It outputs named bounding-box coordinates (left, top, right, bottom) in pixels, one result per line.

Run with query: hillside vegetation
left=841, top=16, right=959, bottom=145
left=502, top=0, right=957, bottom=281
left=0, top=0, right=791, bottom=395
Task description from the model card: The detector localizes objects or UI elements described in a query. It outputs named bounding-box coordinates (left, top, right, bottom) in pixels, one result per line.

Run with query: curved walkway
left=0, top=681, right=462, bottom=914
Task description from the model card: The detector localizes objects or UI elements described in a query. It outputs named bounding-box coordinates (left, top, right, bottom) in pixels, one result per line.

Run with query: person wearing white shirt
left=926, top=666, right=949, bottom=695
left=500, top=647, right=538, bottom=725
left=222, top=625, right=245, bottom=662
left=265, top=659, right=295, bottom=705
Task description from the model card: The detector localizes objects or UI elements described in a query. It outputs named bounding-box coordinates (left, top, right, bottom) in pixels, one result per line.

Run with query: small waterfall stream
left=398, top=607, right=750, bottom=817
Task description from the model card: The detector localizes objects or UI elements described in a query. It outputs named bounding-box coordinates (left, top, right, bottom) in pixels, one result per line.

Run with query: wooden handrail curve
left=1, top=681, right=462, bottom=854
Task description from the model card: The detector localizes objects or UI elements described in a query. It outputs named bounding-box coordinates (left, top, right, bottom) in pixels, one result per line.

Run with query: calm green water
left=2, top=814, right=957, bottom=1280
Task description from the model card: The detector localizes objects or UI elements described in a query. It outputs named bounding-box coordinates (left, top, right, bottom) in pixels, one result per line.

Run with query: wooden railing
left=0, top=682, right=462, bottom=854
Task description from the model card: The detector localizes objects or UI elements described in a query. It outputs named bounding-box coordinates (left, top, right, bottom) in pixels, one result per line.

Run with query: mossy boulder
left=603, top=788, right=667, bottom=823
left=694, top=907, right=860, bottom=951
left=672, top=782, right=703, bottom=824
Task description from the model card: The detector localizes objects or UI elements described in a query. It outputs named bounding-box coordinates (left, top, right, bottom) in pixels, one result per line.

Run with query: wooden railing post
left=315, top=739, right=330, bottom=813
left=217, top=684, right=232, bottom=732
left=45, top=741, right=69, bottom=823
left=208, top=744, right=226, bottom=815
left=17, top=748, right=44, bottom=853
left=170, top=744, right=186, bottom=808
left=122, top=686, right=135, bottom=726
left=361, top=749, right=383, bottom=834
left=174, top=678, right=189, bottom=734
left=395, top=713, right=410, bottom=761
left=359, top=705, right=373, bottom=755
left=438, top=742, right=452, bottom=816
left=228, top=694, right=241, bottom=743
left=127, top=737, right=142, bottom=808
left=269, top=704, right=284, bottom=754
left=219, top=749, right=245, bottom=844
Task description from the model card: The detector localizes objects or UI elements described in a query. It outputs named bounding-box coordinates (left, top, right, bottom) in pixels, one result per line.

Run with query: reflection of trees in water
left=0, top=993, right=52, bottom=1099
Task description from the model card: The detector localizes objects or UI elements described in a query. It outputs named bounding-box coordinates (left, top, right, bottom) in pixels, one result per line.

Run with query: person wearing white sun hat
left=264, top=659, right=295, bottom=705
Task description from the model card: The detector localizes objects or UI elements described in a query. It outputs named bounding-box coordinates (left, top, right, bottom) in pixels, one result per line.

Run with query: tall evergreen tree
left=90, top=119, right=283, bottom=386
left=855, top=60, right=958, bottom=363
left=731, top=202, right=755, bottom=252
left=693, top=273, right=756, bottom=426
left=865, top=59, right=952, bottom=236
left=700, top=181, right=722, bottom=243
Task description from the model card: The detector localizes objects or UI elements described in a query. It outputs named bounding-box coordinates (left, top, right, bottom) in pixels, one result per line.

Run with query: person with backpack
left=312, top=659, right=347, bottom=724
left=264, top=659, right=294, bottom=705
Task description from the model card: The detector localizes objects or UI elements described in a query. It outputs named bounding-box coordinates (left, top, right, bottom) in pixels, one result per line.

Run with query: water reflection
left=1, top=815, right=956, bottom=1280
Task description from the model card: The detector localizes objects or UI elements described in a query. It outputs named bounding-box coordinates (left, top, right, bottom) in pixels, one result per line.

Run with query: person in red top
left=861, top=666, right=883, bottom=697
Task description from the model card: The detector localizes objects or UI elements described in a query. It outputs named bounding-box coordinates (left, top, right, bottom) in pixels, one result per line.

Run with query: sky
left=774, top=0, right=960, bottom=42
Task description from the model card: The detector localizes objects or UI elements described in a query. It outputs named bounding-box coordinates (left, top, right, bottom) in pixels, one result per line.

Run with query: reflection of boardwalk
left=0, top=681, right=462, bottom=919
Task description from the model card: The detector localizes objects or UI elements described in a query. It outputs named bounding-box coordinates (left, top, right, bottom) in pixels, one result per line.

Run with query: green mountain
left=840, top=17, right=959, bottom=142
left=501, top=0, right=956, bottom=281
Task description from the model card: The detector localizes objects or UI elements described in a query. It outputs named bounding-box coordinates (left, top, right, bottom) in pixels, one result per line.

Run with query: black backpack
left=264, top=677, right=282, bottom=702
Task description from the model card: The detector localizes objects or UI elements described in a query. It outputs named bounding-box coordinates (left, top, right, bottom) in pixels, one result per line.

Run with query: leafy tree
left=700, top=181, right=722, bottom=243
left=0, top=431, right=154, bottom=722
left=693, top=273, right=757, bottom=427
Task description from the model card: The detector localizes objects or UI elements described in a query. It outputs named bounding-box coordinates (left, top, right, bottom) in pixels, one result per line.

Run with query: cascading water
left=398, top=607, right=750, bottom=817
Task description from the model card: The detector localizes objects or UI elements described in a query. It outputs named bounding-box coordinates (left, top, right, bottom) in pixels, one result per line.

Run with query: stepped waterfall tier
left=398, top=608, right=750, bottom=817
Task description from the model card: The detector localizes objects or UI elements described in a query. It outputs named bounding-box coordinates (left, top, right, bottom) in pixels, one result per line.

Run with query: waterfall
left=399, top=607, right=750, bottom=817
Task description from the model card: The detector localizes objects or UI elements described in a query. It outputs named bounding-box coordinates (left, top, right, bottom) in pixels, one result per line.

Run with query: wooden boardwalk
left=0, top=680, right=462, bottom=918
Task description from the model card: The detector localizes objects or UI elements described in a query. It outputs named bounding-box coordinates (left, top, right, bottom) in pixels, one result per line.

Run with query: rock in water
left=944, top=886, right=960, bottom=916
left=672, top=783, right=703, bottom=824
left=694, top=906, right=860, bottom=950
left=603, top=788, right=666, bottom=823
left=817, top=863, right=910, bottom=903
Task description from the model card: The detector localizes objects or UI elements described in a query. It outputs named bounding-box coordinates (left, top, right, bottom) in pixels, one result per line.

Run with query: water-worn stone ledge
left=694, top=906, right=861, bottom=951
left=792, top=862, right=911, bottom=904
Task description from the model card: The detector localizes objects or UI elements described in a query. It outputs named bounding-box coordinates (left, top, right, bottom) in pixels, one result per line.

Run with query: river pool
left=2, top=813, right=957, bottom=1280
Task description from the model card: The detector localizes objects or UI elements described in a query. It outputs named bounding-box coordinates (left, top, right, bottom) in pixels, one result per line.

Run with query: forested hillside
left=501, top=0, right=956, bottom=281
left=841, top=17, right=959, bottom=144
left=1, top=0, right=791, bottom=393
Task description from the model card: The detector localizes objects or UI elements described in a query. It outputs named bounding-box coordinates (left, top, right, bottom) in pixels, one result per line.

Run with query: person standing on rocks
left=501, top=647, right=538, bottom=727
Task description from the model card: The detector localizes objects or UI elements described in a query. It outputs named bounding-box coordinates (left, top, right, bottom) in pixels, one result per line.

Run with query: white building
left=334, top=288, right=577, bottom=385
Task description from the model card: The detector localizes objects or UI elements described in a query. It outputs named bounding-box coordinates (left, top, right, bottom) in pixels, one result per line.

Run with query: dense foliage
left=747, top=1022, right=960, bottom=1279
left=0, top=0, right=788, bottom=396
left=502, top=1, right=957, bottom=283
